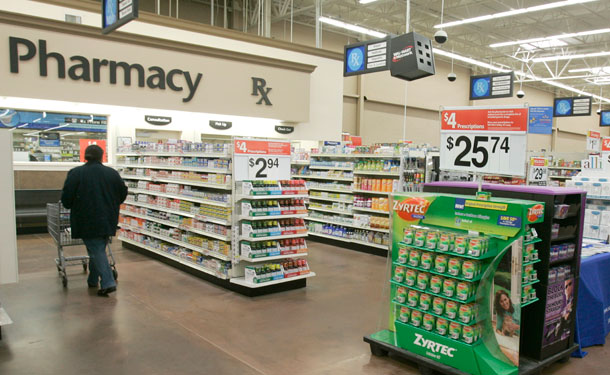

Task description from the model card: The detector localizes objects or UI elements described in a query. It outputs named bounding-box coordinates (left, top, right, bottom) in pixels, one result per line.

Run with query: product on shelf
left=241, top=198, right=307, bottom=217
left=308, top=221, right=390, bottom=247
left=118, top=140, right=231, bottom=155
left=241, top=218, right=307, bottom=238
left=353, top=195, right=390, bottom=212
left=241, top=238, right=307, bottom=258
left=354, top=176, right=398, bottom=192
left=244, top=259, right=310, bottom=284
left=118, top=229, right=231, bottom=278
left=240, top=180, right=308, bottom=196
left=354, top=159, right=400, bottom=172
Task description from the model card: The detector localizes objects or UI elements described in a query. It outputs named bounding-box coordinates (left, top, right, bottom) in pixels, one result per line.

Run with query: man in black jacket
left=61, top=145, right=128, bottom=296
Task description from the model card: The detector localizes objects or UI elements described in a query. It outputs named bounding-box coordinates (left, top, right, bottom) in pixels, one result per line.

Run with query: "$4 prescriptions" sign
left=440, top=106, right=528, bottom=177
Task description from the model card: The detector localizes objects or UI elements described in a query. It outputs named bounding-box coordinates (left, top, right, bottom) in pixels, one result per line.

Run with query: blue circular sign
left=556, top=100, right=572, bottom=115
left=347, top=47, right=364, bottom=72
left=472, top=78, right=490, bottom=97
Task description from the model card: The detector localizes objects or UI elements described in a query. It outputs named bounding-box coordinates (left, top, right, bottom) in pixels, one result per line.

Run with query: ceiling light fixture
left=435, top=0, right=597, bottom=29
left=532, top=50, right=610, bottom=63
left=433, top=49, right=511, bottom=73
left=568, top=66, right=610, bottom=73
left=358, top=0, right=379, bottom=4
left=490, top=27, right=610, bottom=48
left=318, top=16, right=386, bottom=38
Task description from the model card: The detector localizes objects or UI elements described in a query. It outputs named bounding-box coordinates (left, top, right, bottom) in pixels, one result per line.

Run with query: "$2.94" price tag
left=440, top=107, right=528, bottom=177
left=248, top=157, right=280, bottom=179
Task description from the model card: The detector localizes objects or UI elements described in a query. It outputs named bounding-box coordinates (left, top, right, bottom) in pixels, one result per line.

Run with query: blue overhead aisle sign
left=102, top=0, right=139, bottom=35
left=529, top=106, right=553, bottom=134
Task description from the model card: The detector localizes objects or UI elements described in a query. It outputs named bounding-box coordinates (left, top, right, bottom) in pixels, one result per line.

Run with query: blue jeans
left=83, top=237, right=116, bottom=289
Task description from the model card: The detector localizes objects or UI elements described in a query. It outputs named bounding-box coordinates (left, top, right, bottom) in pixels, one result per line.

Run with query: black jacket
left=61, top=161, right=128, bottom=239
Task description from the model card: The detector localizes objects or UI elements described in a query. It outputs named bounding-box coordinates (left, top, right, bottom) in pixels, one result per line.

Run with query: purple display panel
left=542, top=278, right=575, bottom=347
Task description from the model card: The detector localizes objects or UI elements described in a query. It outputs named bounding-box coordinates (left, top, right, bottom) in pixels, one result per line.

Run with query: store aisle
left=0, top=235, right=607, bottom=375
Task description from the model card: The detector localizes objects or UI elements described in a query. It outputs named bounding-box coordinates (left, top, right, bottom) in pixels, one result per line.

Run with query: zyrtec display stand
left=365, top=192, right=569, bottom=375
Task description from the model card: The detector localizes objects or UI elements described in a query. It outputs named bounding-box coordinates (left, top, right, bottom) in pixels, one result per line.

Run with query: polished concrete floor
left=0, top=234, right=607, bottom=375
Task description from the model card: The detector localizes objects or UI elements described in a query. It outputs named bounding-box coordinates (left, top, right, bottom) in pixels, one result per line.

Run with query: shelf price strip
left=440, top=106, right=528, bottom=177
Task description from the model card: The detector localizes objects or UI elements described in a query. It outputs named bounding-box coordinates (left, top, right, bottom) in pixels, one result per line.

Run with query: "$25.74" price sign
left=440, top=106, right=529, bottom=177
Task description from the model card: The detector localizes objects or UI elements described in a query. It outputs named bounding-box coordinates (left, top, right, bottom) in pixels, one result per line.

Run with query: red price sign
left=79, top=139, right=107, bottom=162
left=602, top=137, right=610, bottom=152
left=440, top=106, right=528, bottom=176
left=234, top=139, right=290, bottom=155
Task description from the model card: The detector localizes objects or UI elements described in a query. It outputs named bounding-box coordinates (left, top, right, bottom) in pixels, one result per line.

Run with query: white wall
left=0, top=130, right=17, bottom=284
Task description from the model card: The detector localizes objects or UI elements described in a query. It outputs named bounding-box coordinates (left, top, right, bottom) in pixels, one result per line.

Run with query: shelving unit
left=231, top=180, right=314, bottom=293
left=294, top=149, right=403, bottom=255
left=116, top=140, right=235, bottom=285
left=424, top=182, right=585, bottom=362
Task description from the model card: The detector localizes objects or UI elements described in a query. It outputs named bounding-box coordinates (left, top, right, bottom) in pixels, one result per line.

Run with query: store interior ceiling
left=282, top=0, right=610, bottom=104
left=85, top=0, right=610, bottom=104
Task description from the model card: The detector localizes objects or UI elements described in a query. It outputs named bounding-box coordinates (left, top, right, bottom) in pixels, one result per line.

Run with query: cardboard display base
left=122, top=241, right=306, bottom=297
left=364, top=330, right=578, bottom=375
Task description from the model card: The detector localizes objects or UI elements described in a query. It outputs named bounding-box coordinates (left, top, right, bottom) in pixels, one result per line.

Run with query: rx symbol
left=251, top=77, right=272, bottom=106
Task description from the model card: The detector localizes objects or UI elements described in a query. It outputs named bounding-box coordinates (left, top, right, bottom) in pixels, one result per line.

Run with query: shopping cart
left=46, top=202, right=118, bottom=287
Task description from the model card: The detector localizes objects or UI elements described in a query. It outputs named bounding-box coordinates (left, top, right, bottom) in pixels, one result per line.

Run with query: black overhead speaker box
left=390, top=32, right=435, bottom=81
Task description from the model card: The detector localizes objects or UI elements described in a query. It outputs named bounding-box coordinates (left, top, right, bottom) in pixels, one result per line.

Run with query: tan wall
left=14, top=171, right=67, bottom=189
left=342, top=97, right=358, bottom=136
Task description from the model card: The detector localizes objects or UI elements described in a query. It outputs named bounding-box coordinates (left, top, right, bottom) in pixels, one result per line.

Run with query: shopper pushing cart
left=61, top=144, right=128, bottom=297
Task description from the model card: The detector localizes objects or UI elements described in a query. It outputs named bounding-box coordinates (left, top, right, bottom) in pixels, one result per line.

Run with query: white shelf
left=308, top=232, right=388, bottom=249
left=121, top=210, right=180, bottom=228
left=236, top=194, right=309, bottom=200
left=118, top=237, right=229, bottom=279
left=291, top=160, right=310, bottom=165
left=129, top=188, right=231, bottom=207
left=239, top=253, right=308, bottom=262
left=296, top=175, right=353, bottom=181
left=121, top=174, right=232, bottom=190
left=118, top=225, right=230, bottom=261
left=352, top=189, right=391, bottom=196
left=239, top=233, right=308, bottom=242
left=117, top=152, right=231, bottom=158
left=308, top=186, right=353, bottom=194
left=308, top=165, right=354, bottom=171
left=239, top=214, right=308, bottom=221
left=306, top=217, right=390, bottom=233
left=549, top=176, right=573, bottom=179
left=117, top=163, right=232, bottom=174
left=308, top=206, right=353, bottom=216
left=353, top=170, right=400, bottom=176
left=587, top=196, right=610, bottom=201
left=308, top=195, right=353, bottom=204
left=311, top=153, right=400, bottom=159
left=353, top=154, right=400, bottom=159
left=311, top=154, right=355, bottom=158
left=549, top=167, right=581, bottom=170
left=124, top=200, right=196, bottom=218
left=230, top=272, right=316, bottom=288
left=121, top=174, right=153, bottom=181
left=352, top=207, right=389, bottom=214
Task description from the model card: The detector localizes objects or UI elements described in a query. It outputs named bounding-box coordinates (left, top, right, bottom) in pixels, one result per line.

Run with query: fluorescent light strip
left=435, top=0, right=597, bottom=29
left=318, top=16, right=386, bottom=38
left=433, top=49, right=512, bottom=73
left=358, top=0, right=379, bottom=4
left=569, top=66, right=610, bottom=73
left=434, top=50, right=610, bottom=103
left=532, top=50, right=610, bottom=63
left=491, top=27, right=610, bottom=48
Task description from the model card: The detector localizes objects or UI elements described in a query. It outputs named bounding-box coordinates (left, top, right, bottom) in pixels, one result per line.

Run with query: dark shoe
left=88, top=282, right=98, bottom=288
left=97, top=286, right=117, bottom=297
